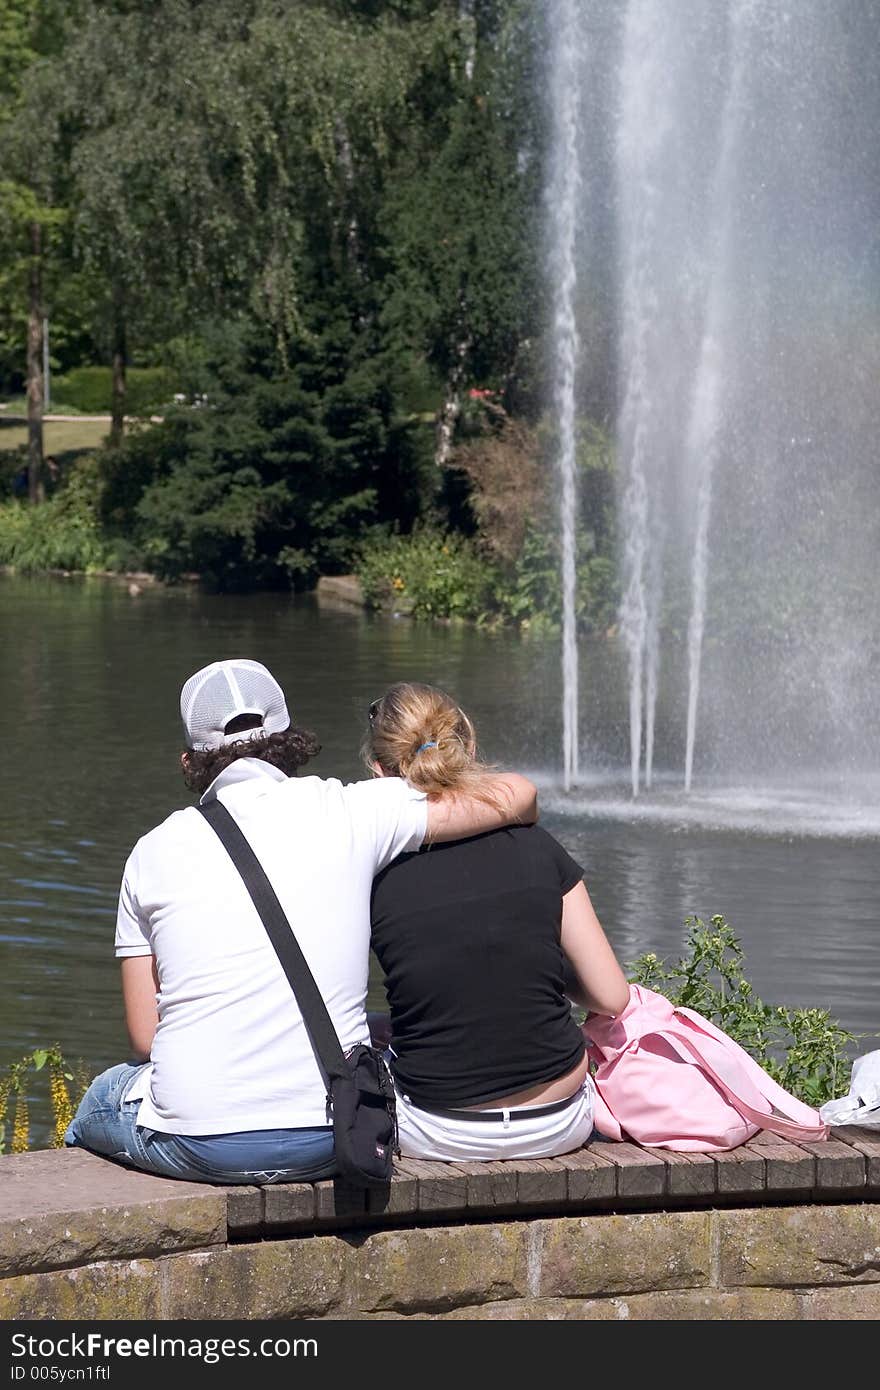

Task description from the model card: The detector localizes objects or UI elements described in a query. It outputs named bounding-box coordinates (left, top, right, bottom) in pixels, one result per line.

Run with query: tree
left=0, top=185, right=64, bottom=499
left=0, top=2, right=80, bottom=499
left=54, top=1, right=451, bottom=441
left=381, top=0, right=544, bottom=465
left=1, top=0, right=555, bottom=574
left=101, top=302, right=419, bottom=588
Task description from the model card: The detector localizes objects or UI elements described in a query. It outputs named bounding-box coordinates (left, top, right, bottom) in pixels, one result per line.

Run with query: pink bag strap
left=668, top=1007, right=828, bottom=1141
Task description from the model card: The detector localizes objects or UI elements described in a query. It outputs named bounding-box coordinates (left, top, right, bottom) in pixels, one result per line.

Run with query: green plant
left=489, top=524, right=619, bottom=635
left=627, top=914, right=859, bottom=1106
left=51, top=366, right=176, bottom=417
left=357, top=521, right=622, bottom=634
left=0, top=1047, right=88, bottom=1154
left=358, top=527, right=499, bottom=622
left=0, top=456, right=120, bottom=573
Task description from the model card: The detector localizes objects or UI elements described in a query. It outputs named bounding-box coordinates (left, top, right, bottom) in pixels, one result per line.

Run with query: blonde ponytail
left=363, top=682, right=507, bottom=810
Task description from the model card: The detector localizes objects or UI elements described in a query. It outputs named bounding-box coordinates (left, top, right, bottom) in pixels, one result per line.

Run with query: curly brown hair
left=182, top=727, right=321, bottom=795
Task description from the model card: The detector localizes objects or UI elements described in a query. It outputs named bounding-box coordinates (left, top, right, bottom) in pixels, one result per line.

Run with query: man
left=65, top=658, right=537, bottom=1184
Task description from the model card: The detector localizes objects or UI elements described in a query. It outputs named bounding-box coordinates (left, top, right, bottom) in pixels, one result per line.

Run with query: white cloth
left=393, top=1076, right=596, bottom=1161
left=115, top=760, right=427, bottom=1134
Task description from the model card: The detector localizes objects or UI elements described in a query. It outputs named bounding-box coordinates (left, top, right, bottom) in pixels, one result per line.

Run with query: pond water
left=2, top=575, right=877, bottom=1139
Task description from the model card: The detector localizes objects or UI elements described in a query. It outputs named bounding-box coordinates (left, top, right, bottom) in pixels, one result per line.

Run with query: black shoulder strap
left=198, top=797, right=350, bottom=1083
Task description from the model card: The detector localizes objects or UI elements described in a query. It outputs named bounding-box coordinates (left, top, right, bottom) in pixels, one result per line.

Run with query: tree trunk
left=333, top=118, right=363, bottom=282
left=26, top=221, right=44, bottom=504
left=459, top=0, right=476, bottom=83
left=433, top=5, right=478, bottom=469
left=434, top=327, right=472, bottom=469
left=110, top=301, right=127, bottom=446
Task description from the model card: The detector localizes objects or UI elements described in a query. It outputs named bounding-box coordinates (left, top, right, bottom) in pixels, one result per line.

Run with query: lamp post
left=42, top=316, right=50, bottom=410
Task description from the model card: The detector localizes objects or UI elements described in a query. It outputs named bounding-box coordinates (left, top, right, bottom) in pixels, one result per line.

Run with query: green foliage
left=0, top=180, right=69, bottom=395
left=359, top=525, right=498, bottom=621
left=95, top=308, right=428, bottom=589
left=0, top=0, right=86, bottom=391
left=0, top=1, right=598, bottom=594
left=628, top=915, right=858, bottom=1106
left=0, top=1043, right=88, bottom=1154
left=40, top=0, right=459, bottom=377
left=0, top=0, right=74, bottom=103
left=52, top=365, right=176, bottom=415
left=381, top=0, right=542, bottom=399
left=446, top=408, right=619, bottom=631
left=0, top=455, right=118, bottom=572
left=490, top=524, right=618, bottom=634
left=0, top=1, right=39, bottom=105
left=358, top=516, right=620, bottom=632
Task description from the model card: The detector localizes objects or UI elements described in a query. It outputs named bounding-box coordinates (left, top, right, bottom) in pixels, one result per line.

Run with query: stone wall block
left=0, top=1151, right=226, bottom=1276
left=161, top=1235, right=353, bottom=1319
left=226, top=1187, right=263, bottom=1238
left=354, top=1223, right=529, bottom=1314
left=439, top=1298, right=621, bottom=1320
left=439, top=1288, right=801, bottom=1319
left=799, top=1285, right=880, bottom=1319
left=718, top=1205, right=880, bottom=1287
left=610, top=1288, right=801, bottom=1320
left=536, top=1211, right=712, bottom=1298
left=0, top=1260, right=160, bottom=1320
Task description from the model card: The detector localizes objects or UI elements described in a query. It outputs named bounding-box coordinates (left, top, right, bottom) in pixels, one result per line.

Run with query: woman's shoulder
left=505, top=823, right=585, bottom=887
left=375, top=822, right=564, bottom=879
left=505, top=822, right=566, bottom=854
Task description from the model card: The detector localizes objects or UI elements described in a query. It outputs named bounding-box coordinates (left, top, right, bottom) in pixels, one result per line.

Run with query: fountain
left=548, top=0, right=880, bottom=813
left=547, top=0, right=583, bottom=791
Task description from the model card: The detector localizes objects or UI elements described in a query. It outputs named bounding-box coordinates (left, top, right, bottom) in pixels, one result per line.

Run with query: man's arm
left=425, top=772, right=538, bottom=843
left=121, top=956, right=160, bottom=1061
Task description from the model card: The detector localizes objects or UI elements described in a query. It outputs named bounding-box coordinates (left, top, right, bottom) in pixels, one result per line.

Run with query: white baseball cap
left=180, top=659, right=291, bottom=751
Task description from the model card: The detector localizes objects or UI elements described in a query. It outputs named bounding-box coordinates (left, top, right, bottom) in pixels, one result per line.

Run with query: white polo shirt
left=115, top=760, right=427, bottom=1134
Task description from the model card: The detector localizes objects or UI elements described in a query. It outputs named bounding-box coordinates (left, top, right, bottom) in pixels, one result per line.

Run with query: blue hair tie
left=416, top=740, right=438, bottom=753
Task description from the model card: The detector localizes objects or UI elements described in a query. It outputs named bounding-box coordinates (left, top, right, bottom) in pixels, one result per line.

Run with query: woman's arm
left=425, top=772, right=538, bottom=843
left=560, top=881, right=630, bottom=1016
left=121, top=955, right=160, bottom=1061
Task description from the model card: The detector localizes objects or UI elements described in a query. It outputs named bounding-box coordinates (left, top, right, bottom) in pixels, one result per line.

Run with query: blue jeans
left=65, top=1063, right=336, bottom=1185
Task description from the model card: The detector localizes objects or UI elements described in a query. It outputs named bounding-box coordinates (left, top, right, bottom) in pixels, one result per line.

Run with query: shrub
left=627, top=914, right=859, bottom=1106
left=0, top=456, right=120, bottom=573
left=447, top=407, right=619, bottom=633
left=358, top=523, right=620, bottom=632
left=492, top=525, right=619, bottom=635
left=451, top=409, right=542, bottom=565
left=0, top=442, right=26, bottom=495
left=91, top=313, right=425, bottom=589
left=52, top=366, right=176, bottom=416
left=358, top=527, right=499, bottom=621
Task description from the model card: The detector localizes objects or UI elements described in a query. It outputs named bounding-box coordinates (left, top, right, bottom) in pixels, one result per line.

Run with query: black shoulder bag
left=198, top=798, right=397, bottom=1188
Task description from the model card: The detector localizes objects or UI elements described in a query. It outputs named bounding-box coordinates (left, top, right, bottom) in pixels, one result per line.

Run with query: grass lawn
left=0, top=418, right=110, bottom=455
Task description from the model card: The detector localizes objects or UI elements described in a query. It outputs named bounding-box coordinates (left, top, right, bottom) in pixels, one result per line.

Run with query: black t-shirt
left=370, top=823, right=587, bottom=1107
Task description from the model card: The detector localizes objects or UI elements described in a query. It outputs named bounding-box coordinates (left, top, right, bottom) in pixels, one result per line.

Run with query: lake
left=2, top=574, right=877, bottom=1139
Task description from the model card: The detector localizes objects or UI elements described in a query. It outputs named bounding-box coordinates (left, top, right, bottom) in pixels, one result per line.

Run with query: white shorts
left=393, top=1076, right=596, bottom=1162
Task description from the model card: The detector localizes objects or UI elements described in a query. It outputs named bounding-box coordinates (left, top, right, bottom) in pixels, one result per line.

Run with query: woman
left=366, top=682, right=630, bottom=1161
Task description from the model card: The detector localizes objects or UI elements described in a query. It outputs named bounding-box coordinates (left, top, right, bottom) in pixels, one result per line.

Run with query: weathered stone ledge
left=2, top=1204, right=880, bottom=1321
left=1, top=1129, right=879, bottom=1320
left=0, top=1149, right=226, bottom=1277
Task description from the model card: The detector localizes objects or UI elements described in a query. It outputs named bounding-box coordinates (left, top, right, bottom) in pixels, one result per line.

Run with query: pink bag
left=585, top=984, right=828, bottom=1151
